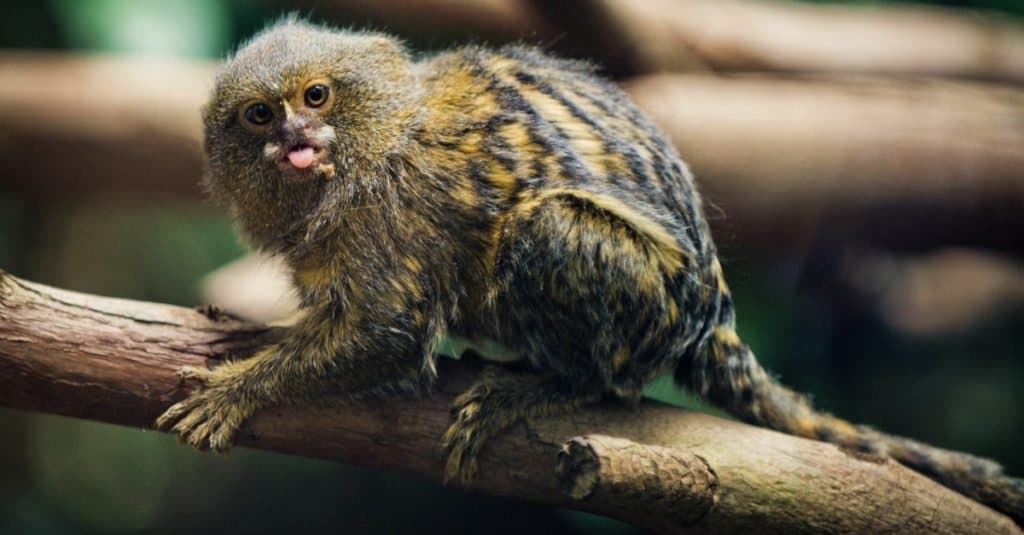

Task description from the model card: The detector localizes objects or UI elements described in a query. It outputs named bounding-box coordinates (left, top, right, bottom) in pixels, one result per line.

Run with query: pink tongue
left=287, top=147, right=315, bottom=169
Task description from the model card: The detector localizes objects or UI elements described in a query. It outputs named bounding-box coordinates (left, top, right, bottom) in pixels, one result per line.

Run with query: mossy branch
left=0, top=270, right=1018, bottom=533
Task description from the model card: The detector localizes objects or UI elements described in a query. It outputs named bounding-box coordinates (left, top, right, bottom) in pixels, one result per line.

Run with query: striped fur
left=156, top=19, right=1022, bottom=521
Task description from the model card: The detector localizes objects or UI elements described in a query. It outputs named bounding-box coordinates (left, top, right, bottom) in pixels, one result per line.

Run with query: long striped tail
left=681, top=325, right=1023, bottom=524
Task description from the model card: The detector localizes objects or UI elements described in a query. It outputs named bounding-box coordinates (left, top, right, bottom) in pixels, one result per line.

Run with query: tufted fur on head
left=201, top=16, right=423, bottom=252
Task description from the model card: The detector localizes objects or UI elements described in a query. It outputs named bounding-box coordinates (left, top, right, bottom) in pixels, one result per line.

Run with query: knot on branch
left=556, top=434, right=719, bottom=528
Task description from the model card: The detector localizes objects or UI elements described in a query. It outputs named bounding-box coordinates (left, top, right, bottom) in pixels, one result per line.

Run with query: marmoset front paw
left=155, top=365, right=255, bottom=452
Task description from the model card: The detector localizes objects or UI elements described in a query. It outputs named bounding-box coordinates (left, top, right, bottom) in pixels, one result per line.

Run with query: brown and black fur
left=156, top=18, right=1023, bottom=522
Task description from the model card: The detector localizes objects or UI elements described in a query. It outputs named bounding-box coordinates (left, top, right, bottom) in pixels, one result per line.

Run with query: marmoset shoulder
left=156, top=18, right=1023, bottom=522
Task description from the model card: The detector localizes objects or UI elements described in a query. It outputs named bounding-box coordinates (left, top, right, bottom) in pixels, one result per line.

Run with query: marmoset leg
left=157, top=299, right=437, bottom=451
left=443, top=366, right=601, bottom=483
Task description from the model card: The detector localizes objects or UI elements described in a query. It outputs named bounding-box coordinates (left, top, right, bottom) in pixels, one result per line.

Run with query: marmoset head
left=201, top=18, right=418, bottom=248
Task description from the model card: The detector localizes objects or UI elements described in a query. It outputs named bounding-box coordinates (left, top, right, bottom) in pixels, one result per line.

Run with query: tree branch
left=527, top=0, right=1024, bottom=82
left=626, top=74, right=1024, bottom=254
left=0, top=270, right=1018, bottom=533
left=3, top=53, right=1023, bottom=254
left=0, top=52, right=213, bottom=199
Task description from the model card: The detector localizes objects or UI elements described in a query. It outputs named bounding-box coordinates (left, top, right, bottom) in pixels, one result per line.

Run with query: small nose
left=281, top=114, right=316, bottom=140
left=285, top=114, right=312, bottom=132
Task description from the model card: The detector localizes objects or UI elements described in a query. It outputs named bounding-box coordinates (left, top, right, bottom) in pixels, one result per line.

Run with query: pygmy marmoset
left=156, top=18, right=1023, bottom=522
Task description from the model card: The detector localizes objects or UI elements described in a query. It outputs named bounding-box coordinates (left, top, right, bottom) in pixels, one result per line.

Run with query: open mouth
left=281, top=143, right=323, bottom=170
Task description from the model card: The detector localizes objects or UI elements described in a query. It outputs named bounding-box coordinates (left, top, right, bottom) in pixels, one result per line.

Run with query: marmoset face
left=234, top=76, right=339, bottom=181
left=201, top=19, right=416, bottom=201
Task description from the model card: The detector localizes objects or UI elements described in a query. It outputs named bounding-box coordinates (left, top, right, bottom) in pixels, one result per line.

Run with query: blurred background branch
left=0, top=52, right=213, bottom=199
left=3, top=55, right=1022, bottom=254
left=529, top=0, right=1024, bottom=81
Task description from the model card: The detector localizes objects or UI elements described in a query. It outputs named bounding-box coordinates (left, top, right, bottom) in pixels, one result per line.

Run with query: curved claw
left=155, top=385, right=246, bottom=452
left=171, top=400, right=211, bottom=438
left=155, top=395, right=202, bottom=430
left=209, top=420, right=240, bottom=452
left=442, top=396, right=490, bottom=485
left=442, top=435, right=480, bottom=484
left=185, top=418, right=217, bottom=450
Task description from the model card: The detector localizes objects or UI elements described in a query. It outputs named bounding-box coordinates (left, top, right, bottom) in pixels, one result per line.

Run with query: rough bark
left=0, top=270, right=1019, bottom=534
left=556, top=435, right=720, bottom=531
left=3, top=52, right=1023, bottom=255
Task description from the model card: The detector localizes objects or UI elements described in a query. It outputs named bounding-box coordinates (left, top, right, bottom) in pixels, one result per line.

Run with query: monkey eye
left=243, top=102, right=273, bottom=125
left=304, top=84, right=330, bottom=107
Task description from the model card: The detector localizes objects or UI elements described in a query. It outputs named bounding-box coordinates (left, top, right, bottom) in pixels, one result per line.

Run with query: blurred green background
left=1, top=1, right=1022, bottom=533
